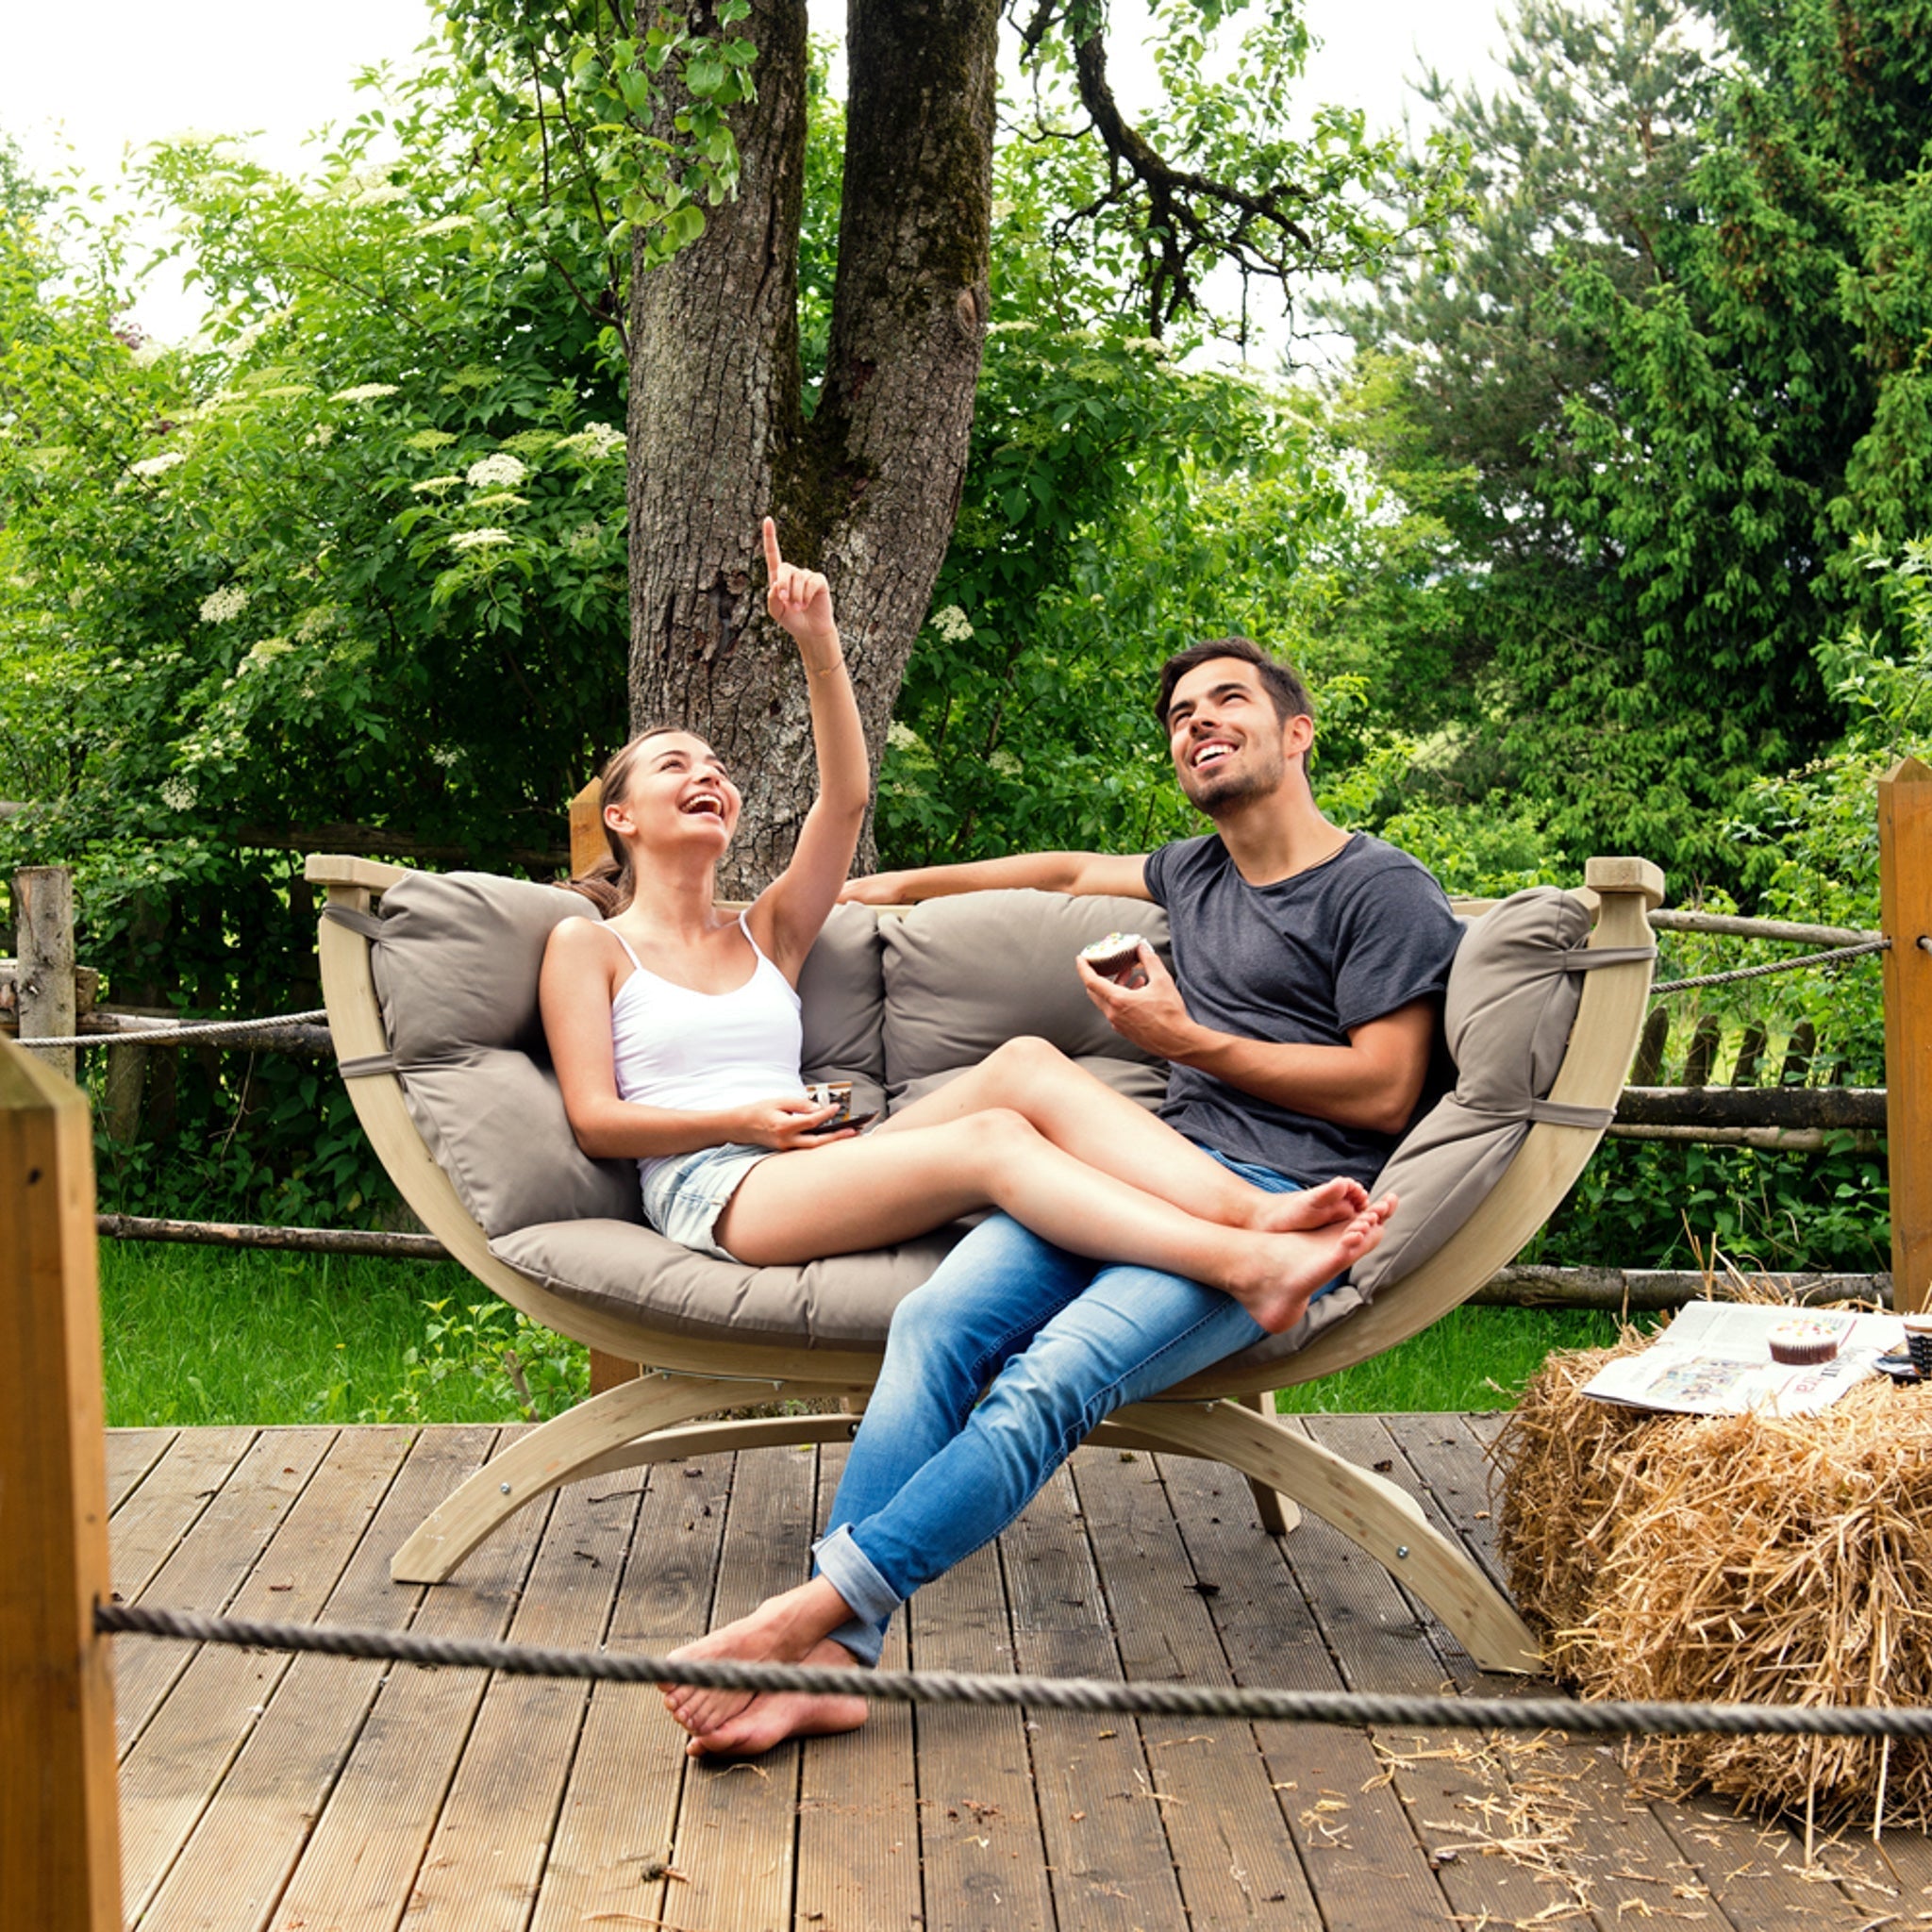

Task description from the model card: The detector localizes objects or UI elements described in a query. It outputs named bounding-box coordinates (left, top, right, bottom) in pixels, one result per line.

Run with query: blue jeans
left=813, top=1149, right=1314, bottom=1665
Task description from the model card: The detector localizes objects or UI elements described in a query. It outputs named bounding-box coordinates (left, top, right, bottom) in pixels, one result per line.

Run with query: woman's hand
left=763, top=517, right=840, bottom=670
left=732, top=1094, right=855, bottom=1150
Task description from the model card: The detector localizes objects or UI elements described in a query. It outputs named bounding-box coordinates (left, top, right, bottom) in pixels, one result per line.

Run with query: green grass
left=98, top=1243, right=580, bottom=1428
left=99, top=1242, right=1625, bottom=1427
left=1268, top=1304, right=1627, bottom=1415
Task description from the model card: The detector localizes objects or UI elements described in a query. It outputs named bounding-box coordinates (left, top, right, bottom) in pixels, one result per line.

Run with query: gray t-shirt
left=1142, top=831, right=1463, bottom=1188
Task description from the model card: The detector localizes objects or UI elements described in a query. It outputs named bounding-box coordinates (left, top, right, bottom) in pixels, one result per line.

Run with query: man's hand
left=839, top=870, right=916, bottom=906
left=1076, top=945, right=1210, bottom=1061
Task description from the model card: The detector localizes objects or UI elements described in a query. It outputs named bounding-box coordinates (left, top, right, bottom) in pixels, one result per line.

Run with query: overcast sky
left=0, top=0, right=1515, bottom=347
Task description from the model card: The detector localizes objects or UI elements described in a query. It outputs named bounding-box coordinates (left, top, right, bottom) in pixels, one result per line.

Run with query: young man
left=663, top=637, right=1464, bottom=1757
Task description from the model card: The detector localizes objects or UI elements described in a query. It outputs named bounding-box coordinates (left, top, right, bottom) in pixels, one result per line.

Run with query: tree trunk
left=627, top=0, right=998, bottom=896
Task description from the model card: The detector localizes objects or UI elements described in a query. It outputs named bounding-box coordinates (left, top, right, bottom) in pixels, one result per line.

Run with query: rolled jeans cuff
left=811, top=1524, right=900, bottom=1668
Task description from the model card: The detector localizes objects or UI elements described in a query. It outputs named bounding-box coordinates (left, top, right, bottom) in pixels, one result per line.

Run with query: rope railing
left=6, top=1008, right=329, bottom=1050
left=1650, top=936, right=1890, bottom=997
left=92, top=1600, right=1932, bottom=1740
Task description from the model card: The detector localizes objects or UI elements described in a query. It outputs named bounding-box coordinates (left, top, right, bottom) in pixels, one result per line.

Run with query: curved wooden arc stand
left=311, top=852, right=1663, bottom=1674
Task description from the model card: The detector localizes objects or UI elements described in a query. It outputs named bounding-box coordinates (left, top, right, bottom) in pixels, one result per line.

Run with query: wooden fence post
left=16, top=865, right=77, bottom=1082
left=570, top=777, right=642, bottom=1396
left=1, top=1039, right=123, bottom=1930
left=1880, top=758, right=1932, bottom=1315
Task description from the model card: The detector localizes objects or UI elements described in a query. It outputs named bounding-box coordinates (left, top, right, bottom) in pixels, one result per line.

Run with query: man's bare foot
left=1247, top=1174, right=1369, bottom=1237
left=682, top=1638, right=869, bottom=1759
left=1230, top=1192, right=1397, bottom=1335
left=661, top=1574, right=853, bottom=1741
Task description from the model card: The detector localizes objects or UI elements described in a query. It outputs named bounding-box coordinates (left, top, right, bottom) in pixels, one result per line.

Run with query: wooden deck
left=107, top=1416, right=1931, bottom=1932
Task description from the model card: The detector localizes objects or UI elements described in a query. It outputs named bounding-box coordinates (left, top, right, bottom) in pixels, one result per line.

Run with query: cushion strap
left=1559, top=943, right=1657, bottom=970
left=338, top=1053, right=398, bottom=1080
left=1525, top=1097, right=1617, bottom=1129
left=321, top=904, right=386, bottom=940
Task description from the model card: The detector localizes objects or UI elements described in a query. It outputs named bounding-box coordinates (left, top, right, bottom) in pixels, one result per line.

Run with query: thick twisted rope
left=93, top=1602, right=1932, bottom=1740
left=9, top=1009, right=329, bottom=1050
left=1651, top=936, right=1890, bottom=997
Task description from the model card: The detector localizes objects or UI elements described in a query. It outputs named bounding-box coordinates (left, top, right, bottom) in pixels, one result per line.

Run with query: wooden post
left=571, top=777, right=641, bottom=1395
left=1881, top=758, right=1932, bottom=1314
left=1, top=1039, right=123, bottom=1930
left=16, top=866, right=77, bottom=1082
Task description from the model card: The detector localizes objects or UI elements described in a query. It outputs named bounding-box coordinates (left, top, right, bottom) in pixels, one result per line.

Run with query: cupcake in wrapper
left=1766, top=1317, right=1840, bottom=1367
left=1078, top=932, right=1147, bottom=985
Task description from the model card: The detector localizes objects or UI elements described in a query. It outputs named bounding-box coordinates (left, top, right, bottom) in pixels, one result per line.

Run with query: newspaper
left=1580, top=1300, right=1905, bottom=1417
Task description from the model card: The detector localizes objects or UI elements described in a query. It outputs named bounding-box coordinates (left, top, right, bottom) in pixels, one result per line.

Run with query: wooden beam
left=1882, top=758, right=1932, bottom=1314
left=569, top=777, right=641, bottom=1397
left=15, top=866, right=77, bottom=1081
left=0, top=1039, right=123, bottom=1931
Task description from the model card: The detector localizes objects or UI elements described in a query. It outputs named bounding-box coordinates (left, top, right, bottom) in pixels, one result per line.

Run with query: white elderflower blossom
left=886, top=720, right=921, bottom=751
left=428, top=745, right=462, bottom=768
left=1119, top=336, right=1167, bottom=358
left=159, top=777, right=197, bottom=811
left=558, top=421, right=625, bottom=460
left=404, top=429, right=456, bottom=451
left=930, top=604, right=974, bottom=642
left=414, top=213, right=473, bottom=238
left=465, top=453, right=527, bottom=490
left=330, top=382, right=399, bottom=404
left=128, top=451, right=186, bottom=478
left=244, top=638, right=293, bottom=666
left=199, top=584, right=249, bottom=624
left=294, top=606, right=339, bottom=641
left=468, top=491, right=527, bottom=511
left=986, top=319, right=1036, bottom=335
left=450, top=528, right=512, bottom=552
left=410, top=475, right=464, bottom=495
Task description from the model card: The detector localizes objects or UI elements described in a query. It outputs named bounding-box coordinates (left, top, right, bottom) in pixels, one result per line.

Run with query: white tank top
left=607, top=912, right=805, bottom=1187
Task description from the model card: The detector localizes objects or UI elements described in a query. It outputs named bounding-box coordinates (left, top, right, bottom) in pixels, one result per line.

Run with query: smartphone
left=802, top=1108, right=878, bottom=1136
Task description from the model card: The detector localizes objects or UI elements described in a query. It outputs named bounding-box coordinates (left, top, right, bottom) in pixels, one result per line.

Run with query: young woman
left=539, top=521, right=1393, bottom=1336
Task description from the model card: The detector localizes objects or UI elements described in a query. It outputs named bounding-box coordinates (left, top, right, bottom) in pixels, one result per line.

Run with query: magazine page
left=1580, top=1301, right=1904, bottom=1417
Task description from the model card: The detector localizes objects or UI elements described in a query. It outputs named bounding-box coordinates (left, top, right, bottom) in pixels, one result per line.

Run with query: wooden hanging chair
left=308, top=850, right=1662, bottom=1673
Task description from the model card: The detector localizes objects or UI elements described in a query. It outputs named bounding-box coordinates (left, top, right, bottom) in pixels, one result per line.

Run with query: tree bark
left=627, top=0, right=998, bottom=895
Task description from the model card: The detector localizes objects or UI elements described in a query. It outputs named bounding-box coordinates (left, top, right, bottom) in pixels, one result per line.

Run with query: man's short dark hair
left=1155, top=637, right=1313, bottom=729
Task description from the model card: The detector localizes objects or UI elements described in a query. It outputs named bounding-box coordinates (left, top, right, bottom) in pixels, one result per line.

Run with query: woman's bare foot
left=1246, top=1174, right=1369, bottom=1237
left=661, top=1574, right=854, bottom=1741
left=1228, top=1192, right=1397, bottom=1334
left=681, top=1638, right=869, bottom=1758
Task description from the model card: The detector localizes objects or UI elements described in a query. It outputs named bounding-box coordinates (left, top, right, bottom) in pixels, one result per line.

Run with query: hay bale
left=1497, top=1343, right=1932, bottom=1829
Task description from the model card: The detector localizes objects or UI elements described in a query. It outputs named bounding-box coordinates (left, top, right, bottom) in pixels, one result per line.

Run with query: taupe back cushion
left=881, top=891, right=1171, bottom=1098
left=797, top=901, right=888, bottom=1121
left=369, top=872, right=645, bottom=1235
left=1348, top=887, right=1596, bottom=1298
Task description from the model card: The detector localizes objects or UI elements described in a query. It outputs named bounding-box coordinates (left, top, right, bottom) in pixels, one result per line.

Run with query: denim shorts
left=640, top=1142, right=774, bottom=1261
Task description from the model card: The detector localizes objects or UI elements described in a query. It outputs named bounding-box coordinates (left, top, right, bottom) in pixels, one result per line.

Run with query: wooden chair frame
left=308, top=853, right=1663, bottom=1673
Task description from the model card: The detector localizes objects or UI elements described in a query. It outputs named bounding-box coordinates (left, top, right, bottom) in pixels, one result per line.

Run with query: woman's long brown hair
left=561, top=725, right=681, bottom=917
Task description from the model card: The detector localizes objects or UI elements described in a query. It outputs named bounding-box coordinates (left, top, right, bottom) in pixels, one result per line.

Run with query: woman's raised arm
left=750, top=517, right=870, bottom=978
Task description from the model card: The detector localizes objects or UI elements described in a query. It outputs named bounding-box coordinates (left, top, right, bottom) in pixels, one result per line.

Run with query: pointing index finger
left=761, top=516, right=783, bottom=580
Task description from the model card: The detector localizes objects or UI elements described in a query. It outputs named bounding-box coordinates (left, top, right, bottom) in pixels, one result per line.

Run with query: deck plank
left=109, top=1425, right=258, bottom=1616
left=657, top=1444, right=817, bottom=1932
left=1379, top=1412, right=1732, bottom=1932
left=115, top=1428, right=331, bottom=1757
left=1076, top=1444, right=1324, bottom=1927
left=271, top=1431, right=559, bottom=1932
left=911, top=1537, right=1055, bottom=1931
left=118, top=1426, right=412, bottom=1917
left=135, top=1426, right=493, bottom=1932
left=528, top=1454, right=728, bottom=1932
left=1003, top=1456, right=1191, bottom=1932
left=1302, top=1412, right=1576, bottom=1932
left=107, top=1427, right=179, bottom=1512
left=393, top=1465, right=639, bottom=1930
left=794, top=1441, right=921, bottom=1932
left=1158, top=1448, right=1453, bottom=1932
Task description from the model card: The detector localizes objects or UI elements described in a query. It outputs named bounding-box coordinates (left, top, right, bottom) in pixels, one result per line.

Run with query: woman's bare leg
left=875, top=1037, right=1366, bottom=1236
left=714, top=1109, right=1394, bottom=1336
